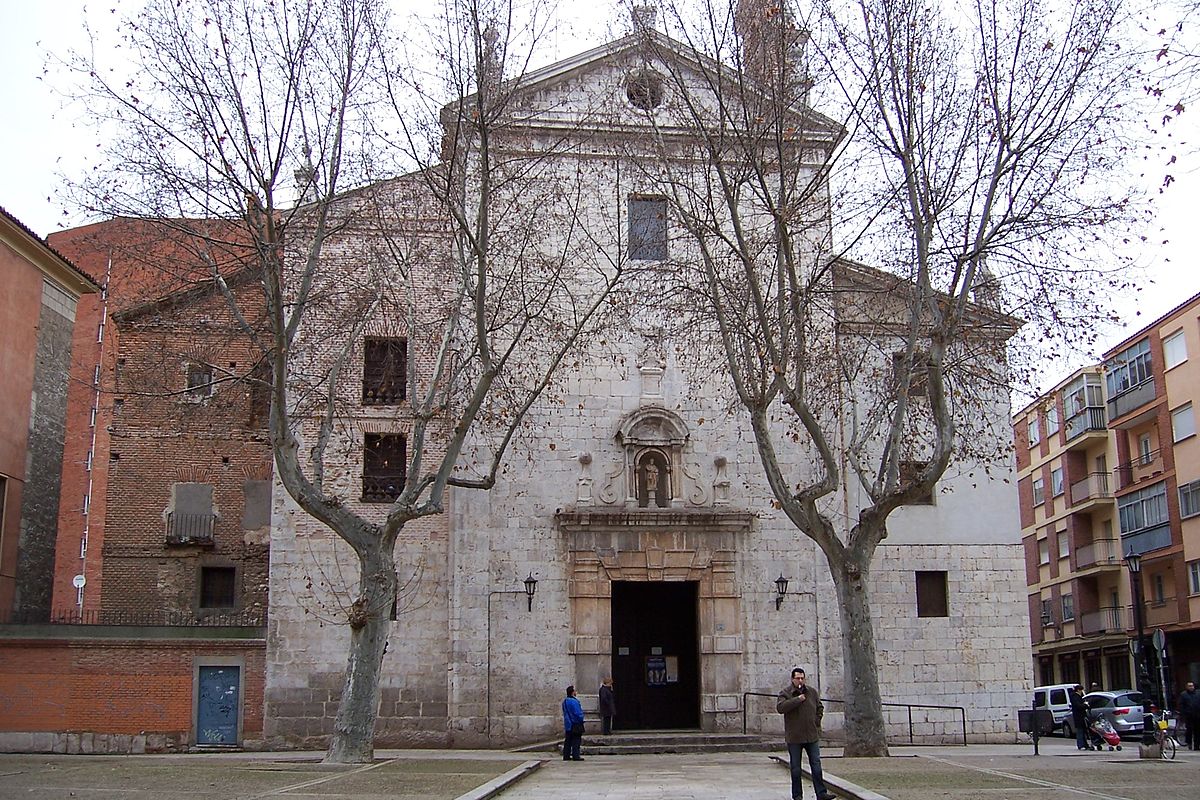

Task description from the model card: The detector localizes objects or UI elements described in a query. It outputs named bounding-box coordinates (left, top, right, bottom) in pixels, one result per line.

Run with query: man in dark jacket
left=1179, top=681, right=1199, bottom=751
left=1069, top=685, right=1091, bottom=750
left=599, top=677, right=616, bottom=735
left=777, top=667, right=832, bottom=800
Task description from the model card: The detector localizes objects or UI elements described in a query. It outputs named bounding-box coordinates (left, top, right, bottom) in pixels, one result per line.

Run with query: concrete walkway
left=491, top=752, right=812, bottom=799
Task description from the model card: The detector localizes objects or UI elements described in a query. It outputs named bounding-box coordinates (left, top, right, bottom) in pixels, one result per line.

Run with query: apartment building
left=1017, top=292, right=1200, bottom=701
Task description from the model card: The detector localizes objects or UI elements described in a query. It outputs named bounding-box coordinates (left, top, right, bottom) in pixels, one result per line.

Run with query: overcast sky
left=2, top=0, right=1197, bottom=372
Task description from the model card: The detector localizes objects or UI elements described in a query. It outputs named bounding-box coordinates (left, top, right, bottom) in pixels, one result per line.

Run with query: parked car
left=1032, top=684, right=1076, bottom=733
left=1078, top=690, right=1148, bottom=737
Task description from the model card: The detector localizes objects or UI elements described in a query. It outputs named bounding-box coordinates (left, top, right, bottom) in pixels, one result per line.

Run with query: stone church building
left=264, top=12, right=1033, bottom=749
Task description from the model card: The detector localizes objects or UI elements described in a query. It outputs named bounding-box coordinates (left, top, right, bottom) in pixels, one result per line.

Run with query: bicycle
left=1152, top=711, right=1180, bottom=760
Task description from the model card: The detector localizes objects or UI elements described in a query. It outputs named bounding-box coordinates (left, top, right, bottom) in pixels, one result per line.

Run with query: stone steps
left=529, top=731, right=782, bottom=756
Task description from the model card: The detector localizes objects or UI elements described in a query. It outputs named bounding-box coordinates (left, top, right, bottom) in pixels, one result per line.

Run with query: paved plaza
left=0, top=740, right=1197, bottom=799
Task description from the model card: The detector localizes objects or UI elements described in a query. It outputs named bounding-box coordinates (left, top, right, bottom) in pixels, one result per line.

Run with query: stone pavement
left=491, top=751, right=814, bottom=800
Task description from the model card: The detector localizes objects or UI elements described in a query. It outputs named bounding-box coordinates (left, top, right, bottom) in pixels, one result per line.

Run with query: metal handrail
left=741, top=691, right=967, bottom=745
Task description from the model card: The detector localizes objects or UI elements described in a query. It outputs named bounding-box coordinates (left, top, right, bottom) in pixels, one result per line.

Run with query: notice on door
left=646, top=655, right=680, bottom=686
left=646, top=656, right=667, bottom=686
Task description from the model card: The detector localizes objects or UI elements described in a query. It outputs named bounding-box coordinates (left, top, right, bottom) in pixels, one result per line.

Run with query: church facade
left=264, top=19, right=1032, bottom=749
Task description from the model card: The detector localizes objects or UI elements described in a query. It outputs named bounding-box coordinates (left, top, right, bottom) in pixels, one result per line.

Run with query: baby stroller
left=1088, top=714, right=1123, bottom=751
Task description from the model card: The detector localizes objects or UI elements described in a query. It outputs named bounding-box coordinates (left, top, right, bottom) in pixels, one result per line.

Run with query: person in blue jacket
left=561, top=684, right=585, bottom=761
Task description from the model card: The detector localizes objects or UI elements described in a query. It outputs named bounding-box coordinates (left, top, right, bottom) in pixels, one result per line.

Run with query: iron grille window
left=915, top=571, right=948, bottom=617
left=628, top=196, right=667, bottom=261
left=200, top=566, right=237, bottom=609
left=363, top=433, right=406, bottom=503
left=363, top=337, right=407, bottom=405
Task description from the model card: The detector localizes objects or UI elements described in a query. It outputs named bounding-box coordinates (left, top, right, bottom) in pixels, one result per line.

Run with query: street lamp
left=1123, top=548, right=1152, bottom=703
left=523, top=573, right=538, bottom=612
left=775, top=574, right=789, bottom=611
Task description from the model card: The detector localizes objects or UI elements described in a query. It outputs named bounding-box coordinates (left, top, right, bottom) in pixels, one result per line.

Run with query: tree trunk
left=325, top=545, right=397, bottom=764
left=833, top=554, right=889, bottom=756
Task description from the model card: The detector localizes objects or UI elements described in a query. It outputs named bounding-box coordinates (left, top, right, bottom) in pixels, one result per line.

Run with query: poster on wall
left=664, top=656, right=679, bottom=683
left=646, top=656, right=667, bottom=686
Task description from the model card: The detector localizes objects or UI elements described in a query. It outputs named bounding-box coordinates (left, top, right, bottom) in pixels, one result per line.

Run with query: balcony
left=1145, top=597, right=1179, bottom=627
left=1120, top=525, right=1172, bottom=556
left=1075, top=538, right=1121, bottom=569
left=1115, top=449, right=1163, bottom=490
left=1070, top=472, right=1114, bottom=510
left=1078, top=605, right=1127, bottom=636
left=166, top=512, right=216, bottom=545
left=1107, top=380, right=1156, bottom=424
left=1065, top=406, right=1108, bottom=449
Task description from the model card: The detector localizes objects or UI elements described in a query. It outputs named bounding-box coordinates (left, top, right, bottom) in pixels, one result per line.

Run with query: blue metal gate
left=196, top=665, right=240, bottom=745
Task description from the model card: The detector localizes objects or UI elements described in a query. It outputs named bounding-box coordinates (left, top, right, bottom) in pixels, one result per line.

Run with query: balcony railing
left=1145, top=598, right=1179, bottom=627
left=1108, top=380, right=1156, bottom=422
left=0, top=607, right=265, bottom=626
left=1065, top=406, right=1107, bottom=442
left=1075, top=538, right=1120, bottom=569
left=1115, top=449, right=1163, bottom=489
left=362, top=473, right=405, bottom=503
left=166, top=512, right=216, bottom=545
left=1070, top=472, right=1113, bottom=506
left=1078, top=605, right=1126, bottom=635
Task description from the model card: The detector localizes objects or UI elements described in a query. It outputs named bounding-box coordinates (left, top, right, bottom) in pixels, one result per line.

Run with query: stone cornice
left=555, top=507, right=755, bottom=534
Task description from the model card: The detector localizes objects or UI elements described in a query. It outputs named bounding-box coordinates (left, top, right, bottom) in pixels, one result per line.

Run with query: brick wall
left=0, top=634, right=264, bottom=753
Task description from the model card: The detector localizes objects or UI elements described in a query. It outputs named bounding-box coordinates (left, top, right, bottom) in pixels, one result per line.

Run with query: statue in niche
left=636, top=451, right=671, bottom=508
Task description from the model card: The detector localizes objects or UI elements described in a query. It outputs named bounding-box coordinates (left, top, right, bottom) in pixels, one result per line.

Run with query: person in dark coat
left=1069, top=685, right=1091, bottom=750
left=599, top=676, right=616, bottom=735
left=776, top=667, right=832, bottom=800
left=1179, top=681, right=1200, bottom=751
left=561, top=685, right=585, bottom=761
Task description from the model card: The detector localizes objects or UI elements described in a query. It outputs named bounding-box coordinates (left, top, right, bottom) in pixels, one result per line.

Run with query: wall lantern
left=775, top=574, right=790, bottom=610
left=523, top=573, right=538, bottom=612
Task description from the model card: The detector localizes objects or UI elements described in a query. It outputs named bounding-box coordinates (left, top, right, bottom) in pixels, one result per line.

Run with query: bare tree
left=641, top=0, right=1144, bottom=754
left=63, top=0, right=622, bottom=763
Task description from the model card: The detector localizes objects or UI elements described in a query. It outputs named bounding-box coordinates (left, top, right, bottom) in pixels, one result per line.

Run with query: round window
left=626, top=69, right=665, bottom=110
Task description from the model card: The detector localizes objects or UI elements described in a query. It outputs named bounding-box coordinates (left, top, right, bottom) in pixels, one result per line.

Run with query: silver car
left=1081, top=690, right=1148, bottom=736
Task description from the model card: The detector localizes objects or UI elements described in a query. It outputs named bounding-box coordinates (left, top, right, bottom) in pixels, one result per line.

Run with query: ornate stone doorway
left=611, top=580, right=699, bottom=729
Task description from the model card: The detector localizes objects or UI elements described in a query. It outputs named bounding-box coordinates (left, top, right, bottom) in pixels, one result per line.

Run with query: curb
left=454, top=758, right=544, bottom=800
left=770, top=754, right=892, bottom=800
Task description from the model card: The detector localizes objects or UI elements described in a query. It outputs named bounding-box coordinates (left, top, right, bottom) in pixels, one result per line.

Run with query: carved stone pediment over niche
left=584, top=405, right=728, bottom=509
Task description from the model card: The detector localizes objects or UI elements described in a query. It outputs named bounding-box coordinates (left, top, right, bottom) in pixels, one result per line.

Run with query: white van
left=1032, top=684, right=1077, bottom=732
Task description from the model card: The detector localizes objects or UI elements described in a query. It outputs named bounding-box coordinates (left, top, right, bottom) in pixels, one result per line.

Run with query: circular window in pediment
left=626, top=69, right=665, bottom=110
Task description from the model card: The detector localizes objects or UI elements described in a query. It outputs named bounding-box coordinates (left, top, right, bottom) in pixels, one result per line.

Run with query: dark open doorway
left=610, top=580, right=700, bottom=730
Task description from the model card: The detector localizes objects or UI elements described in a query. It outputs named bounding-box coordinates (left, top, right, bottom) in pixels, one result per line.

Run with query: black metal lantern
left=523, top=573, right=538, bottom=612
left=775, top=574, right=789, bottom=610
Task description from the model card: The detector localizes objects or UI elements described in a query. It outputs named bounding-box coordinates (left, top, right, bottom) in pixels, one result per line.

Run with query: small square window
left=899, top=460, right=935, bottom=504
left=1051, top=468, right=1064, bottom=497
left=1028, top=416, right=1041, bottom=446
left=916, top=571, right=948, bottom=617
left=1038, top=538, right=1050, bottom=565
left=1045, top=404, right=1060, bottom=436
left=1032, top=478, right=1045, bottom=506
left=187, top=363, right=214, bottom=397
left=1189, top=561, right=1200, bottom=595
left=628, top=196, right=667, bottom=261
left=1061, top=593, right=1074, bottom=621
left=200, top=566, right=237, bottom=609
left=893, top=351, right=933, bottom=398
left=1058, top=531, right=1070, bottom=559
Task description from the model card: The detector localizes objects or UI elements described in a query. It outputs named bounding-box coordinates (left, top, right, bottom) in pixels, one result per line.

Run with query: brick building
left=1, top=221, right=271, bottom=752
left=1016, top=291, right=1200, bottom=702
left=0, top=207, right=98, bottom=621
